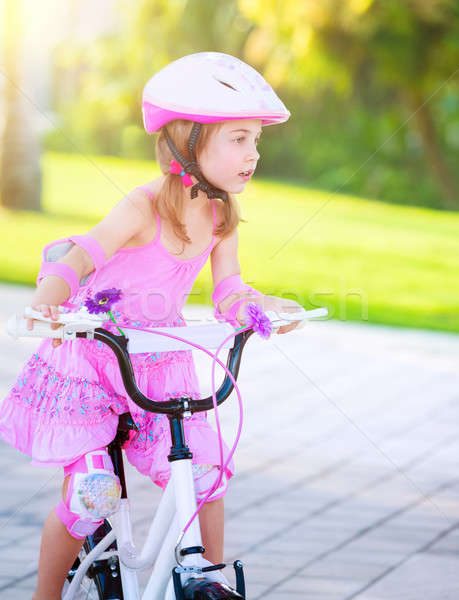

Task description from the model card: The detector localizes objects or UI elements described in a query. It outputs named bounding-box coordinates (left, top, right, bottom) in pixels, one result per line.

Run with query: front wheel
left=182, top=577, right=244, bottom=599
left=63, top=520, right=124, bottom=600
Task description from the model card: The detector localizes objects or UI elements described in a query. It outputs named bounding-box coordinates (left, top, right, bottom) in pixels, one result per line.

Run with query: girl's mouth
left=238, top=170, right=253, bottom=181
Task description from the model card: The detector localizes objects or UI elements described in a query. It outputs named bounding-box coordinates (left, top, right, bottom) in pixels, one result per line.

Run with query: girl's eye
left=234, top=137, right=261, bottom=145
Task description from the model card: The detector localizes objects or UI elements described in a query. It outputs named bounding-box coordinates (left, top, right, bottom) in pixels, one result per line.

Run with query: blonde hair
left=154, top=120, right=244, bottom=251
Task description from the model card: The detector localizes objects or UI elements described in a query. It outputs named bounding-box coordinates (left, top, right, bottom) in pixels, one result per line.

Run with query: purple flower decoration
left=243, top=302, right=272, bottom=339
left=84, top=288, right=125, bottom=336
left=85, top=288, right=122, bottom=315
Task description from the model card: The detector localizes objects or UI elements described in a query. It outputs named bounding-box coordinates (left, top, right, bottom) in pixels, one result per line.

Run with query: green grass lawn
left=1, top=151, right=458, bottom=333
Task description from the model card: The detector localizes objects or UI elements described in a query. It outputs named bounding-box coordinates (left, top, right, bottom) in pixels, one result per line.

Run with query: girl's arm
left=210, top=229, right=301, bottom=334
left=29, top=188, right=150, bottom=315
left=210, top=229, right=253, bottom=315
left=85, top=188, right=152, bottom=261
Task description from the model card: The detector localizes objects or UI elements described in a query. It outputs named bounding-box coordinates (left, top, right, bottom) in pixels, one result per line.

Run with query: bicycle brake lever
left=265, top=307, right=328, bottom=332
left=61, top=321, right=105, bottom=341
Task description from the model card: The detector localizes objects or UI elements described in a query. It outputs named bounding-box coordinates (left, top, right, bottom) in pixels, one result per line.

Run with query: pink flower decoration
left=85, top=288, right=122, bottom=314
left=243, top=302, right=272, bottom=339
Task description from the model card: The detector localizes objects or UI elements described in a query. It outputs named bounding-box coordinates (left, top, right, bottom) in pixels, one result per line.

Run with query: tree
left=48, top=0, right=252, bottom=158
left=1, top=0, right=42, bottom=211
left=238, top=0, right=459, bottom=209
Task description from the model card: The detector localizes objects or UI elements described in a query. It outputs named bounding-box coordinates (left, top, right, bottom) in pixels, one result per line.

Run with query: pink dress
left=0, top=187, right=234, bottom=490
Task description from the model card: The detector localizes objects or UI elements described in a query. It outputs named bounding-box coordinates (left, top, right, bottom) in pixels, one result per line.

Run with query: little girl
left=0, top=52, right=301, bottom=599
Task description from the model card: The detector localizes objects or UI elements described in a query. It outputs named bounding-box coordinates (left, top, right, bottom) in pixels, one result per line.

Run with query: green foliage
left=42, top=0, right=459, bottom=210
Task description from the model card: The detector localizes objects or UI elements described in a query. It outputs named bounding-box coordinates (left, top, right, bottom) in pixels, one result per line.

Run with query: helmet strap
left=163, top=124, right=229, bottom=203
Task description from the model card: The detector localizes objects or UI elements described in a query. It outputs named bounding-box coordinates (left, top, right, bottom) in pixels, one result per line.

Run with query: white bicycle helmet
left=142, top=51, right=290, bottom=133
left=142, top=52, right=290, bottom=202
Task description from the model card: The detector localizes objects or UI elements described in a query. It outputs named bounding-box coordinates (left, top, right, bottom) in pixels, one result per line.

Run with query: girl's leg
left=198, top=497, right=224, bottom=565
left=33, top=477, right=84, bottom=600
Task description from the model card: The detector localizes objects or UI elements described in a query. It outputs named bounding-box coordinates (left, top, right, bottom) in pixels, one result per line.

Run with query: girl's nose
left=248, top=147, right=260, bottom=161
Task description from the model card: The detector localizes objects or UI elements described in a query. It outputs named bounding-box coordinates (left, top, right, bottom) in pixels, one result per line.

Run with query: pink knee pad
left=192, top=464, right=228, bottom=502
left=55, top=449, right=121, bottom=539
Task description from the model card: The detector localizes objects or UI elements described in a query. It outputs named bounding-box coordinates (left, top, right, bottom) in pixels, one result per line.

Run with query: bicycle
left=8, top=304, right=327, bottom=599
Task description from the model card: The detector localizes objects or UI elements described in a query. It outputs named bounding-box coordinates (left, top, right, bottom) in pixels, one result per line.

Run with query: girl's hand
left=25, top=304, right=63, bottom=348
left=237, top=295, right=303, bottom=334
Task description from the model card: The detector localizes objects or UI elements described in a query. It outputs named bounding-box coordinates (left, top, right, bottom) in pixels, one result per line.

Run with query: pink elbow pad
left=212, top=274, right=262, bottom=326
left=36, top=234, right=107, bottom=299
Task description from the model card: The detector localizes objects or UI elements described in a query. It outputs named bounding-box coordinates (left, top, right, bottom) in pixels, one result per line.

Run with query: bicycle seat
left=117, top=412, right=138, bottom=433
left=107, top=413, right=139, bottom=457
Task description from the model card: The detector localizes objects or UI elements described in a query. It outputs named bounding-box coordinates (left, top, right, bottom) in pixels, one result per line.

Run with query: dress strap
left=139, top=184, right=214, bottom=249
left=138, top=184, right=155, bottom=201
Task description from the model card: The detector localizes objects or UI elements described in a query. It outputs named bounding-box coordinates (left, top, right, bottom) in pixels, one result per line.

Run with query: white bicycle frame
left=8, top=305, right=328, bottom=599
left=63, top=454, right=229, bottom=600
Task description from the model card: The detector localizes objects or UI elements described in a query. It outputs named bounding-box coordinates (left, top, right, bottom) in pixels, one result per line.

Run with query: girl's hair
left=154, top=119, right=245, bottom=251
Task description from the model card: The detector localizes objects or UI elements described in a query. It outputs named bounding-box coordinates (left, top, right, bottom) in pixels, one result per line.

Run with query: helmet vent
left=213, top=76, right=238, bottom=92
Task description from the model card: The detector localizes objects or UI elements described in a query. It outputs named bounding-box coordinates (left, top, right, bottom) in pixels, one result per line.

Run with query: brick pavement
left=0, top=283, right=458, bottom=599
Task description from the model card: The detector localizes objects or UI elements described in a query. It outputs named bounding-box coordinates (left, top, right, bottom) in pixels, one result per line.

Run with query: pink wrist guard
left=212, top=273, right=263, bottom=327
left=37, top=234, right=107, bottom=300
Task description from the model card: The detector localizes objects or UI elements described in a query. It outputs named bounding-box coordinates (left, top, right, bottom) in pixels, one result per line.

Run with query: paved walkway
left=0, top=283, right=458, bottom=599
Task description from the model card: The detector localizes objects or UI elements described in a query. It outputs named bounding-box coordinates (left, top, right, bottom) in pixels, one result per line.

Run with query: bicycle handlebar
left=7, top=306, right=328, bottom=415
left=84, top=327, right=253, bottom=415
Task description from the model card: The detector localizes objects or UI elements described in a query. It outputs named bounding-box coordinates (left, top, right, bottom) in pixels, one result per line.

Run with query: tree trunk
left=403, top=87, right=458, bottom=210
left=1, top=0, right=42, bottom=211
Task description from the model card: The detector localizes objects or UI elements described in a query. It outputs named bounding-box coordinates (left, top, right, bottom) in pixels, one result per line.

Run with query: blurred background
left=1, top=0, right=458, bottom=332
left=2, top=5, right=459, bottom=598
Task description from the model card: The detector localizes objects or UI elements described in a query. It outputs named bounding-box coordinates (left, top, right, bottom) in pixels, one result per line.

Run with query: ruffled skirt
left=0, top=332, right=234, bottom=487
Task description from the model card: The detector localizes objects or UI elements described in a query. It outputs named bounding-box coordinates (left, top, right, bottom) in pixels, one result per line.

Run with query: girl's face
left=199, top=119, right=262, bottom=194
